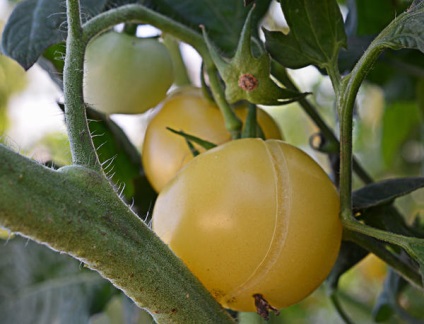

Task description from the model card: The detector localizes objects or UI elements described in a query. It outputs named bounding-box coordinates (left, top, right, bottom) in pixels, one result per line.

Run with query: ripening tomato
left=84, top=30, right=174, bottom=114
left=142, top=87, right=282, bottom=192
left=152, top=138, right=342, bottom=312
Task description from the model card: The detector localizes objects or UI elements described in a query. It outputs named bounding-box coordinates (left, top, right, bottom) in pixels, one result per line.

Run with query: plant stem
left=0, top=144, right=235, bottom=324
left=326, top=58, right=342, bottom=96
left=206, top=65, right=243, bottom=139
left=63, top=0, right=101, bottom=171
left=338, top=43, right=386, bottom=220
left=82, top=4, right=241, bottom=138
left=330, top=293, right=355, bottom=324
left=337, top=2, right=424, bottom=218
left=241, top=103, right=258, bottom=139
left=344, top=227, right=423, bottom=288
left=162, top=34, right=192, bottom=87
left=82, top=4, right=209, bottom=60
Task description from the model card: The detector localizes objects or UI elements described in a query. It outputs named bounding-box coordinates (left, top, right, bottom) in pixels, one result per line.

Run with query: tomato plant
left=142, top=87, right=282, bottom=192
left=2, top=0, right=424, bottom=323
left=152, top=138, right=342, bottom=312
left=83, top=30, right=174, bottom=115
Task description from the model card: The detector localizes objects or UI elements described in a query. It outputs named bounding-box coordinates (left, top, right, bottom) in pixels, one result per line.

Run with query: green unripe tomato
left=152, top=138, right=342, bottom=312
left=84, top=31, right=174, bottom=114
left=142, top=87, right=282, bottom=192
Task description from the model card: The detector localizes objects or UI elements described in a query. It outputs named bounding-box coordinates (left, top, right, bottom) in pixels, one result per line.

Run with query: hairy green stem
left=344, top=227, right=422, bottom=289
left=326, top=58, right=342, bottom=96
left=0, top=144, right=234, bottom=324
left=337, top=3, right=424, bottom=212
left=82, top=4, right=208, bottom=59
left=63, top=0, right=101, bottom=171
left=334, top=6, right=424, bottom=287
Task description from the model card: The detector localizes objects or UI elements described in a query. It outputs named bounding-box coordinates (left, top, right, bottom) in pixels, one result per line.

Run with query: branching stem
left=338, top=42, right=386, bottom=220
left=63, top=0, right=101, bottom=171
left=82, top=4, right=241, bottom=139
left=344, top=227, right=423, bottom=289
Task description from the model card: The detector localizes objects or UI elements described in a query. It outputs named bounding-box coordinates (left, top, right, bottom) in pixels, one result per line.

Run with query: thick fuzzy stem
left=0, top=145, right=234, bottom=323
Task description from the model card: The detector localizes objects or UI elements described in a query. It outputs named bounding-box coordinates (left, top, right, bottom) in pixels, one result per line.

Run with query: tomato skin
left=152, top=138, right=342, bottom=312
left=142, top=87, right=282, bottom=192
left=84, top=31, right=174, bottom=114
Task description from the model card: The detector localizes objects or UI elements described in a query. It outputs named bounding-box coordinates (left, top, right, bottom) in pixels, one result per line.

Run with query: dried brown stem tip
left=244, top=0, right=256, bottom=6
left=238, top=73, right=259, bottom=91
left=253, top=293, right=280, bottom=321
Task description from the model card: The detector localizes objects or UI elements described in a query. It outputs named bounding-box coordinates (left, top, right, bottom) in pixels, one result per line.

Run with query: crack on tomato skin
left=222, top=140, right=290, bottom=309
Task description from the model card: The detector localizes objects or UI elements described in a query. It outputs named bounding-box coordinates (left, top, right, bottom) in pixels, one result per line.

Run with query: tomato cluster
left=83, top=30, right=342, bottom=314
left=142, top=87, right=282, bottom=192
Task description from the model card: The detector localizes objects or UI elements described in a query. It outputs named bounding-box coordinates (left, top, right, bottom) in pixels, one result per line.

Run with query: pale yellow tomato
left=142, top=87, right=282, bottom=192
left=84, top=31, right=174, bottom=114
left=152, top=138, right=342, bottom=312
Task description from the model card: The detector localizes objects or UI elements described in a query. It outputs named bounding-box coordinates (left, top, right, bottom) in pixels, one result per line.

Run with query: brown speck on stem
left=253, top=293, right=280, bottom=321
left=238, top=73, right=258, bottom=92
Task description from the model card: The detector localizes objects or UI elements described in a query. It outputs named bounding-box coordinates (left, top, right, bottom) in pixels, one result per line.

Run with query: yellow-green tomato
left=84, top=31, right=174, bottom=114
left=152, top=138, right=342, bottom=312
left=142, top=87, right=282, bottom=192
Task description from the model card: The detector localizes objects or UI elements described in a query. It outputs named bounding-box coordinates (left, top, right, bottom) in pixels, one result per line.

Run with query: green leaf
left=166, top=127, right=217, bottom=150
left=38, top=42, right=66, bottom=89
left=361, top=205, right=419, bottom=239
left=264, top=0, right=347, bottom=69
left=377, top=0, right=424, bottom=53
left=0, top=237, right=116, bottom=324
left=1, top=0, right=107, bottom=70
left=151, top=0, right=272, bottom=56
left=352, top=177, right=424, bottom=210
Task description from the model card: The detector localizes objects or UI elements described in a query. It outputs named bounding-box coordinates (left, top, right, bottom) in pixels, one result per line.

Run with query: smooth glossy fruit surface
left=152, top=138, right=342, bottom=312
left=142, top=87, right=282, bottom=192
left=84, top=31, right=174, bottom=114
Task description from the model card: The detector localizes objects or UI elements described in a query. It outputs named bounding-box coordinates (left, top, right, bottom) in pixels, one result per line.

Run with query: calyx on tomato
left=84, top=30, right=174, bottom=115
left=152, top=138, right=342, bottom=312
left=202, top=8, right=304, bottom=106
left=142, top=87, right=282, bottom=192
